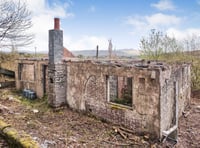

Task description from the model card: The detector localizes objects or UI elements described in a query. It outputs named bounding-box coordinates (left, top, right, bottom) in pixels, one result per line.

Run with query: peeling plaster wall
left=65, top=61, right=161, bottom=138
left=160, top=64, right=191, bottom=137
left=47, top=28, right=67, bottom=107
left=15, top=59, right=191, bottom=139
left=15, top=59, right=48, bottom=98
left=48, top=64, right=67, bottom=107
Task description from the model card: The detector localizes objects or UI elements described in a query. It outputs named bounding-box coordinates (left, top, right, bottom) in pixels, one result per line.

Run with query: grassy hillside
left=141, top=51, right=200, bottom=91
left=0, top=52, right=35, bottom=71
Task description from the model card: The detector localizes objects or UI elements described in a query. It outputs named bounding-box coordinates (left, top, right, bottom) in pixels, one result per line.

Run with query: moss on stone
left=0, top=120, right=10, bottom=130
left=5, top=128, right=19, bottom=140
left=110, top=103, right=124, bottom=110
left=0, top=119, right=39, bottom=148
left=19, top=137, right=39, bottom=148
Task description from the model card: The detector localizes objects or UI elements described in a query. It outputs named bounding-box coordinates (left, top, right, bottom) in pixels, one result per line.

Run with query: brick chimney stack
left=54, top=18, right=60, bottom=30
left=48, top=18, right=63, bottom=64
left=48, top=18, right=66, bottom=107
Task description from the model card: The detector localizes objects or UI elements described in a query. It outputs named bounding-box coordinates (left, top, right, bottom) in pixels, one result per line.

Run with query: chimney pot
left=54, top=18, right=60, bottom=30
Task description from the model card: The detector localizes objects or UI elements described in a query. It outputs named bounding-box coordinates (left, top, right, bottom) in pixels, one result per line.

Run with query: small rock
left=144, top=134, right=150, bottom=140
left=141, top=139, right=149, bottom=145
left=151, top=143, right=157, bottom=148
left=32, top=109, right=39, bottom=113
left=8, top=96, right=14, bottom=101
left=196, top=106, right=200, bottom=110
left=32, top=137, right=38, bottom=140
left=6, top=95, right=20, bottom=103
left=41, top=140, right=56, bottom=148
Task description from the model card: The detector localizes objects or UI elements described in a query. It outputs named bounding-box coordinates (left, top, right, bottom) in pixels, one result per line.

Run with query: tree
left=183, top=35, right=200, bottom=52
left=0, top=0, right=33, bottom=48
left=140, top=29, right=182, bottom=59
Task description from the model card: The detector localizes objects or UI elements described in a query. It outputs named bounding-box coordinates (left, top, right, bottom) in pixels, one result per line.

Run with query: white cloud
left=151, top=0, right=175, bottom=11
left=126, top=15, right=147, bottom=31
left=16, top=0, right=74, bottom=52
left=126, top=13, right=181, bottom=34
left=125, top=13, right=182, bottom=49
left=167, top=28, right=200, bottom=41
left=88, top=5, right=96, bottom=13
left=65, top=35, right=108, bottom=50
left=17, top=0, right=105, bottom=52
left=126, top=12, right=200, bottom=49
left=19, top=0, right=106, bottom=52
left=146, top=13, right=181, bottom=26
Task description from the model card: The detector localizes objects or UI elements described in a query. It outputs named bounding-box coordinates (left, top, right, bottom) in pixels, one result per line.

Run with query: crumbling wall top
left=17, top=58, right=48, bottom=61
left=63, top=59, right=188, bottom=71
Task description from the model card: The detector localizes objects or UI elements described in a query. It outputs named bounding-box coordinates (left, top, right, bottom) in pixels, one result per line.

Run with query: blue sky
left=20, top=0, right=200, bottom=52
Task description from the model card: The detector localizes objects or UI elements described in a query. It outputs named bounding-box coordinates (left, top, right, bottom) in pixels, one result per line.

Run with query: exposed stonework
left=15, top=18, right=191, bottom=141
left=15, top=58, right=48, bottom=98
left=48, top=18, right=66, bottom=107
left=48, top=63, right=66, bottom=107
left=62, top=60, right=190, bottom=139
left=159, top=64, right=191, bottom=139
left=48, top=30, right=63, bottom=64
left=16, top=55, right=191, bottom=141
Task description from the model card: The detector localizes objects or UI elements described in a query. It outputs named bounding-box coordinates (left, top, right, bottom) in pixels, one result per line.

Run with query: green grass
left=5, top=89, right=51, bottom=113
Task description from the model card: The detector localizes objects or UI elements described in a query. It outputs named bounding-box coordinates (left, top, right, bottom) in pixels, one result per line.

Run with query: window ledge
left=108, top=102, right=133, bottom=110
left=19, top=80, right=35, bottom=83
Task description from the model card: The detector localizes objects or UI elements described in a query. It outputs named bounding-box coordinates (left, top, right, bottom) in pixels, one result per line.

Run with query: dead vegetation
left=0, top=88, right=199, bottom=147
left=0, top=52, right=34, bottom=71
left=176, top=94, right=200, bottom=148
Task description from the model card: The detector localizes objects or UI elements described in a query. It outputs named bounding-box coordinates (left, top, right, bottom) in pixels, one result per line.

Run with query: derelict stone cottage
left=15, top=18, right=191, bottom=140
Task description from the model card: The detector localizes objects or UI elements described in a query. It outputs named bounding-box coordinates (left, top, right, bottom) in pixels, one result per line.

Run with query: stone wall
left=15, top=59, right=48, bottom=98
left=15, top=59, right=191, bottom=139
left=65, top=60, right=161, bottom=138
left=47, top=23, right=67, bottom=107
left=48, top=30, right=63, bottom=64
left=160, top=64, right=191, bottom=137
left=48, top=64, right=67, bottom=107
left=15, top=18, right=191, bottom=140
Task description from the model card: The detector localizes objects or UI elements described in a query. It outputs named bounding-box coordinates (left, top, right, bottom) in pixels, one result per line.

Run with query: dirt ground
left=0, top=88, right=199, bottom=148
left=0, top=136, right=9, bottom=148
left=176, top=94, right=200, bottom=148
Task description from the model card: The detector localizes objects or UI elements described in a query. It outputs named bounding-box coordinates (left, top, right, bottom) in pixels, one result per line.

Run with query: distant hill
left=72, top=49, right=140, bottom=57
left=13, top=48, right=141, bottom=58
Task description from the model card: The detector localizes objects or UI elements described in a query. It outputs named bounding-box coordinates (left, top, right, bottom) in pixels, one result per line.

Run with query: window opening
left=107, top=75, right=132, bottom=107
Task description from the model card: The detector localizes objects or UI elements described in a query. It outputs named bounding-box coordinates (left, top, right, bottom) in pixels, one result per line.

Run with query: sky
left=16, top=0, right=200, bottom=52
